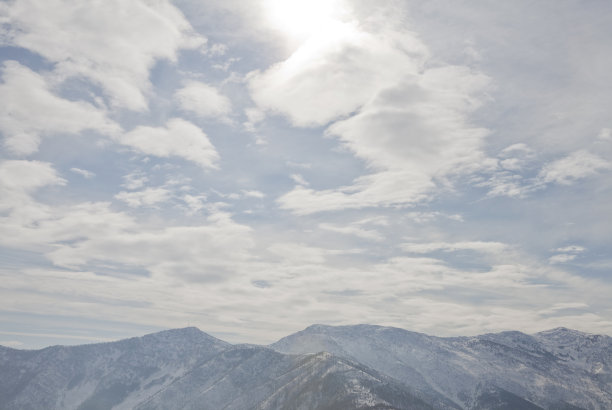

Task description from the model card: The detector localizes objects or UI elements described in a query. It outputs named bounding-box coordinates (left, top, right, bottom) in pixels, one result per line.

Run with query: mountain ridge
left=1, top=325, right=610, bottom=410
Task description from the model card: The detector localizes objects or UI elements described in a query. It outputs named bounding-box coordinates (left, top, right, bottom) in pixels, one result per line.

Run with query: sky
left=0, top=0, right=611, bottom=349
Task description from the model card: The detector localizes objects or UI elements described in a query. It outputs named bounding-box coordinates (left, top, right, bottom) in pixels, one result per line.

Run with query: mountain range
left=0, top=325, right=610, bottom=410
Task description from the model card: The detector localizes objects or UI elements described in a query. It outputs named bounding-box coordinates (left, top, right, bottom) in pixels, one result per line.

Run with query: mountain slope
left=0, top=328, right=429, bottom=410
left=1, top=325, right=609, bottom=409
left=0, top=327, right=229, bottom=410
left=271, top=325, right=611, bottom=410
left=137, top=347, right=432, bottom=410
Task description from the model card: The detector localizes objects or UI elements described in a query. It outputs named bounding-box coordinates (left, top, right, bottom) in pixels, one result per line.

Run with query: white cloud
left=501, top=143, right=533, bottom=156
left=249, top=21, right=428, bottom=127
left=266, top=242, right=329, bottom=265
left=555, top=245, right=586, bottom=253
left=549, top=254, right=577, bottom=264
left=477, top=145, right=612, bottom=198
left=70, top=167, right=95, bottom=179
left=478, top=171, right=532, bottom=199
left=182, top=194, right=207, bottom=215
left=537, top=150, right=610, bottom=186
left=244, top=107, right=265, bottom=132
left=319, top=222, right=383, bottom=242
left=0, top=61, right=119, bottom=155
left=2, top=161, right=611, bottom=342
left=0, top=160, right=65, bottom=193
left=174, top=80, right=232, bottom=119
left=121, top=172, right=148, bottom=190
left=262, top=9, right=490, bottom=214
left=401, top=241, right=508, bottom=255
left=241, top=190, right=265, bottom=199
left=279, top=170, right=437, bottom=215
left=1, top=0, right=205, bottom=111
left=290, top=174, right=309, bottom=186
left=548, top=245, right=585, bottom=265
left=2, top=0, right=612, bottom=345
left=117, top=118, right=219, bottom=169
left=0, top=164, right=254, bottom=280
left=598, top=128, right=611, bottom=140
left=404, top=212, right=463, bottom=223
left=47, top=213, right=254, bottom=277
left=0, top=160, right=65, bottom=218
left=115, top=187, right=172, bottom=208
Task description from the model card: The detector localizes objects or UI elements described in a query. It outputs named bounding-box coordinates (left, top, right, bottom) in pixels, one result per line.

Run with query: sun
left=264, top=0, right=347, bottom=41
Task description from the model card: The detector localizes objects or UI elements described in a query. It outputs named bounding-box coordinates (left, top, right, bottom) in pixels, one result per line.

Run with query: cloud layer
left=1, top=0, right=611, bottom=348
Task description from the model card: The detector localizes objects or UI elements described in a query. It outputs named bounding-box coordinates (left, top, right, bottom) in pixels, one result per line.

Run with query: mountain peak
left=535, top=327, right=589, bottom=338
left=135, top=326, right=231, bottom=350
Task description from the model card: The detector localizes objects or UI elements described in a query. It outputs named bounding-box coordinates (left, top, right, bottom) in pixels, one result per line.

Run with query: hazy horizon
left=3, top=322, right=610, bottom=351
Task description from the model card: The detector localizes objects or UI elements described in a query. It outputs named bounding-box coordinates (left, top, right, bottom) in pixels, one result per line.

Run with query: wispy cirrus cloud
left=255, top=4, right=491, bottom=215
left=537, top=150, right=610, bottom=186
left=70, top=168, right=95, bottom=179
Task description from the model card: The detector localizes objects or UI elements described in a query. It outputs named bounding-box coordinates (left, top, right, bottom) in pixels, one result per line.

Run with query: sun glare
left=264, top=0, right=347, bottom=41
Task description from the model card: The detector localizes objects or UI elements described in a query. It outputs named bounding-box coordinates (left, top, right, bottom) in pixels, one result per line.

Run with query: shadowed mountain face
left=0, top=328, right=230, bottom=410
left=271, top=325, right=612, bottom=410
left=0, top=325, right=609, bottom=410
left=0, top=328, right=428, bottom=410
left=136, top=348, right=431, bottom=410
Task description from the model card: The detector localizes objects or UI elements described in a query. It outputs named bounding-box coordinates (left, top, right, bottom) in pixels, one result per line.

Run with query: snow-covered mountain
left=0, top=327, right=229, bottom=410
left=136, top=347, right=430, bottom=410
left=0, top=327, right=427, bottom=410
left=0, top=325, right=609, bottom=409
left=272, top=325, right=612, bottom=410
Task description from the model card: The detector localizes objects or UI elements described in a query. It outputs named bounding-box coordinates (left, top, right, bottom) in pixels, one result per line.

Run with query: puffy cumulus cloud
left=0, top=62, right=119, bottom=155
left=0, top=160, right=64, bottom=235
left=0, top=0, right=205, bottom=111
left=0, top=160, right=65, bottom=195
left=326, top=66, right=489, bottom=173
left=537, top=150, right=611, bottom=186
left=0, top=160, right=65, bottom=226
left=249, top=20, right=428, bottom=127
left=174, top=80, right=232, bottom=119
left=117, top=118, right=219, bottom=169
left=258, top=4, right=490, bottom=214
